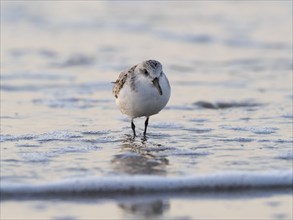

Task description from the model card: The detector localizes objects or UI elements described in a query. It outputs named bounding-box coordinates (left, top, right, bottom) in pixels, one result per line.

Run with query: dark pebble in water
left=193, top=101, right=261, bottom=109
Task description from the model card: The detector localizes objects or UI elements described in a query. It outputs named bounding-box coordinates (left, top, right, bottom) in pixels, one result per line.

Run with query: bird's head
left=136, top=60, right=163, bottom=95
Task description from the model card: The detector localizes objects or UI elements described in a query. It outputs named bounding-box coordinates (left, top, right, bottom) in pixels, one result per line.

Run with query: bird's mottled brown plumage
left=112, top=65, right=137, bottom=98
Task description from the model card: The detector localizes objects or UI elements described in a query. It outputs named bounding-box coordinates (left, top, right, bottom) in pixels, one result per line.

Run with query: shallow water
left=1, top=1, right=293, bottom=220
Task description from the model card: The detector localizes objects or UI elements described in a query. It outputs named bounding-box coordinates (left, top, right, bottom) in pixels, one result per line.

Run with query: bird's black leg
left=143, top=117, right=149, bottom=137
left=131, top=119, right=136, bottom=138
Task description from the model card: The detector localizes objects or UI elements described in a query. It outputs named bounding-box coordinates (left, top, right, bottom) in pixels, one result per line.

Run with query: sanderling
left=113, top=60, right=171, bottom=138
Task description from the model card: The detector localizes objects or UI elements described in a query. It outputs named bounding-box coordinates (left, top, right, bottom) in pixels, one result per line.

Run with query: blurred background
left=2, top=1, right=292, bottom=78
left=2, top=1, right=292, bottom=132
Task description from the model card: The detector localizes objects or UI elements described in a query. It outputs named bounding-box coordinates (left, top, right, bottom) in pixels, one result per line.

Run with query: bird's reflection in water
left=118, top=200, right=170, bottom=218
left=112, top=136, right=170, bottom=217
left=111, top=136, right=169, bottom=175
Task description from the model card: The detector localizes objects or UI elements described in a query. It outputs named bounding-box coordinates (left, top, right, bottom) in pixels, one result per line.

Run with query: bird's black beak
left=152, top=77, right=163, bottom=95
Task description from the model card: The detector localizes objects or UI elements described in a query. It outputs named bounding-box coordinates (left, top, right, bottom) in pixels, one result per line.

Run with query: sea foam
left=1, top=170, right=292, bottom=198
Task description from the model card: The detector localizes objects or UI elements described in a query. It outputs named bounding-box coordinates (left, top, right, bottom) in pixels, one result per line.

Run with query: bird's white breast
left=116, top=74, right=170, bottom=119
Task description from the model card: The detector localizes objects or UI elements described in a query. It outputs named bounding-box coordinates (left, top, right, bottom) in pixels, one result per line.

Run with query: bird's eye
left=143, top=69, right=149, bottom=76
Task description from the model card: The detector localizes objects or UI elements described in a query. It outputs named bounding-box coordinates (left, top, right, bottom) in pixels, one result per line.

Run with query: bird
left=113, top=60, right=171, bottom=138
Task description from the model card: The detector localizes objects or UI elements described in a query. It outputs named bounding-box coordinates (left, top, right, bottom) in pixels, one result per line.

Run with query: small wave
left=1, top=72, right=73, bottom=81
left=220, top=125, right=278, bottom=134
left=193, top=101, right=261, bottom=110
left=81, top=130, right=108, bottom=135
left=151, top=122, right=183, bottom=129
left=1, top=84, right=59, bottom=92
left=189, top=118, right=209, bottom=123
left=219, top=137, right=255, bottom=143
left=224, top=38, right=291, bottom=50
left=184, top=128, right=213, bottom=133
left=50, top=54, right=95, bottom=68
left=144, top=146, right=176, bottom=152
left=0, top=134, right=36, bottom=142
left=273, top=139, right=293, bottom=144
left=276, top=151, right=293, bottom=160
left=33, top=97, right=100, bottom=109
left=158, top=149, right=210, bottom=157
left=156, top=31, right=213, bottom=44
left=1, top=131, right=82, bottom=143
left=20, top=145, right=101, bottom=162
left=281, top=114, right=293, bottom=119
left=1, top=81, right=109, bottom=93
left=16, top=144, right=40, bottom=148
left=1, top=171, right=291, bottom=199
left=165, top=105, right=195, bottom=111
left=36, top=130, right=83, bottom=142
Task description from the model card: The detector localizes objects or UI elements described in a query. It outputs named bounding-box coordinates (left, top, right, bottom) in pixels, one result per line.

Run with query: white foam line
left=1, top=171, right=292, bottom=195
